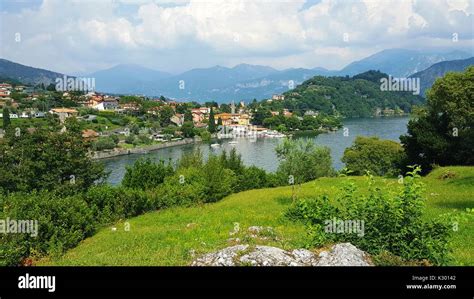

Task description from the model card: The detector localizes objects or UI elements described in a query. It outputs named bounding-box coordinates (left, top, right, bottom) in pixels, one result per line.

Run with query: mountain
left=89, top=64, right=172, bottom=95
left=0, top=58, right=65, bottom=86
left=267, top=70, right=425, bottom=118
left=1, top=48, right=472, bottom=103
left=409, top=57, right=474, bottom=96
left=341, top=49, right=472, bottom=77
left=203, top=67, right=339, bottom=101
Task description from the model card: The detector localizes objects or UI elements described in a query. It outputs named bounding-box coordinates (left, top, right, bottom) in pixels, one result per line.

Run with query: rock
left=291, top=249, right=319, bottom=266
left=316, top=243, right=373, bottom=266
left=239, top=246, right=303, bottom=266
left=191, top=243, right=372, bottom=267
left=191, top=245, right=248, bottom=266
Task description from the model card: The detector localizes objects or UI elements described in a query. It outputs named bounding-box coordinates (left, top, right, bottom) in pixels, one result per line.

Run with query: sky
left=0, top=0, right=473, bottom=75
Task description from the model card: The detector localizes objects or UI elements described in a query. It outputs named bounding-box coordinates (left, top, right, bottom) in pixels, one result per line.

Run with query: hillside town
left=2, top=81, right=336, bottom=150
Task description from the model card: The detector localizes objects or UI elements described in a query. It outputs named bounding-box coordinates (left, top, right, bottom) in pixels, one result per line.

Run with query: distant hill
left=261, top=70, right=425, bottom=118
left=341, top=49, right=472, bottom=77
left=89, top=64, right=172, bottom=95
left=1, top=48, right=472, bottom=102
left=409, top=57, right=474, bottom=96
left=0, top=58, right=65, bottom=86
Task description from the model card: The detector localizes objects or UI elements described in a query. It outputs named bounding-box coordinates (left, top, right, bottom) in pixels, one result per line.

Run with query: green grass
left=40, top=166, right=474, bottom=266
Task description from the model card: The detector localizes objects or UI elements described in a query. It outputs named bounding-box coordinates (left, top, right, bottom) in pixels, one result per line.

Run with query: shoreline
left=90, top=137, right=201, bottom=160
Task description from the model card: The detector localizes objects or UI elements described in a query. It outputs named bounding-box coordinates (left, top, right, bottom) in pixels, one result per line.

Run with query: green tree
left=184, top=109, right=193, bottom=122
left=2, top=106, right=10, bottom=129
left=342, top=136, right=404, bottom=176
left=159, top=106, right=174, bottom=127
left=400, top=66, right=474, bottom=172
left=122, top=158, right=174, bottom=190
left=0, top=118, right=106, bottom=194
left=208, top=107, right=216, bottom=133
left=180, top=121, right=195, bottom=138
left=275, top=138, right=333, bottom=192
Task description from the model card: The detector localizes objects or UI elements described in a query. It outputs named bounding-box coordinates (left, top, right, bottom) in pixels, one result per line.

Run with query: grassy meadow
left=39, top=166, right=473, bottom=266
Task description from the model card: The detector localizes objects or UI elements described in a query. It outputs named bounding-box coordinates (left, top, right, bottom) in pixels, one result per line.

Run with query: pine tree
left=208, top=107, right=216, bottom=133
left=2, top=107, right=10, bottom=129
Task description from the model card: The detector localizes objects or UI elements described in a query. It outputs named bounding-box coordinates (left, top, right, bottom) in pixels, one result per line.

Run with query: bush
left=91, top=137, right=117, bottom=151
left=0, top=191, right=95, bottom=266
left=155, top=167, right=207, bottom=207
left=122, top=158, right=174, bottom=190
left=341, top=136, right=404, bottom=176
left=238, top=166, right=269, bottom=191
left=284, top=167, right=452, bottom=265
left=275, top=138, right=334, bottom=185
left=202, top=155, right=237, bottom=202
left=84, top=185, right=151, bottom=224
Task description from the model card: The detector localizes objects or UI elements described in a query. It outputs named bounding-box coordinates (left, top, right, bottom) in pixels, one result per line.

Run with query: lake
left=103, top=116, right=410, bottom=185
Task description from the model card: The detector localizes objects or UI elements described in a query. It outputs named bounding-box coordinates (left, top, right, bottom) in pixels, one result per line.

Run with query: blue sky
left=0, top=0, right=473, bottom=74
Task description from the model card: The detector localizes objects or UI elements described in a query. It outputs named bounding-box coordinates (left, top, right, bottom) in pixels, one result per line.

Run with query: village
left=0, top=82, right=302, bottom=151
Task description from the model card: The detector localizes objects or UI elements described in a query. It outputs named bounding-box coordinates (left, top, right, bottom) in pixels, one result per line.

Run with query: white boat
left=210, top=143, right=221, bottom=148
left=228, top=141, right=238, bottom=145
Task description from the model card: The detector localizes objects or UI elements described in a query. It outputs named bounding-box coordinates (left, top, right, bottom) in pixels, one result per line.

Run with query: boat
left=228, top=141, right=238, bottom=145
left=210, top=143, right=221, bottom=148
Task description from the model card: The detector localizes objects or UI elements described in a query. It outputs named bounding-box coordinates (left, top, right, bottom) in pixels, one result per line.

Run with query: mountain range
left=0, top=48, right=472, bottom=102
left=409, top=57, right=474, bottom=96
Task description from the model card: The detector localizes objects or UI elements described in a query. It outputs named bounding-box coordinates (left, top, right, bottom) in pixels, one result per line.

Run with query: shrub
left=237, top=166, right=269, bottom=191
left=284, top=167, right=452, bottom=265
left=84, top=185, right=151, bottom=224
left=0, top=191, right=95, bottom=266
left=122, top=158, right=174, bottom=190
left=202, top=155, right=237, bottom=202
left=341, top=136, right=404, bottom=176
left=275, top=138, right=334, bottom=186
left=155, top=167, right=207, bottom=207
left=91, top=137, right=116, bottom=151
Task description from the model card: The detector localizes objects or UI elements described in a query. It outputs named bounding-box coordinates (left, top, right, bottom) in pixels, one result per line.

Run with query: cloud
left=0, top=0, right=472, bottom=74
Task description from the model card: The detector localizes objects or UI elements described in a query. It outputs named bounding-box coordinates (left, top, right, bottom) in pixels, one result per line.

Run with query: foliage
left=0, top=118, right=107, bottom=194
left=91, top=136, right=117, bottom=151
left=259, top=71, right=423, bottom=118
left=275, top=138, right=334, bottom=185
left=0, top=191, right=95, bottom=266
left=400, top=66, right=474, bottom=173
left=208, top=107, right=216, bottom=133
left=342, top=136, right=405, bottom=176
left=180, top=121, right=195, bottom=138
left=2, top=106, right=10, bottom=129
left=122, top=158, right=174, bottom=190
left=285, top=167, right=453, bottom=265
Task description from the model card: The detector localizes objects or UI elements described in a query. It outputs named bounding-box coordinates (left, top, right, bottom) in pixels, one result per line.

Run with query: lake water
left=102, top=116, right=410, bottom=185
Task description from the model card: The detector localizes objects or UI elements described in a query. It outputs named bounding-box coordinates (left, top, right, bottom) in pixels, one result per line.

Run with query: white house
left=93, top=98, right=119, bottom=111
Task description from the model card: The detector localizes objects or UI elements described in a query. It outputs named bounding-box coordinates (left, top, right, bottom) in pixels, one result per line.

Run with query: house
left=214, top=113, right=250, bottom=126
left=0, top=89, right=11, bottom=98
left=272, top=94, right=285, bottom=101
left=191, top=110, right=204, bottom=125
left=0, top=83, right=12, bottom=90
left=283, top=109, right=293, bottom=117
left=304, top=110, right=319, bottom=117
left=82, top=129, right=99, bottom=141
left=15, top=86, right=26, bottom=92
left=49, top=108, right=78, bottom=122
left=170, top=113, right=184, bottom=126
left=93, top=98, right=119, bottom=111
